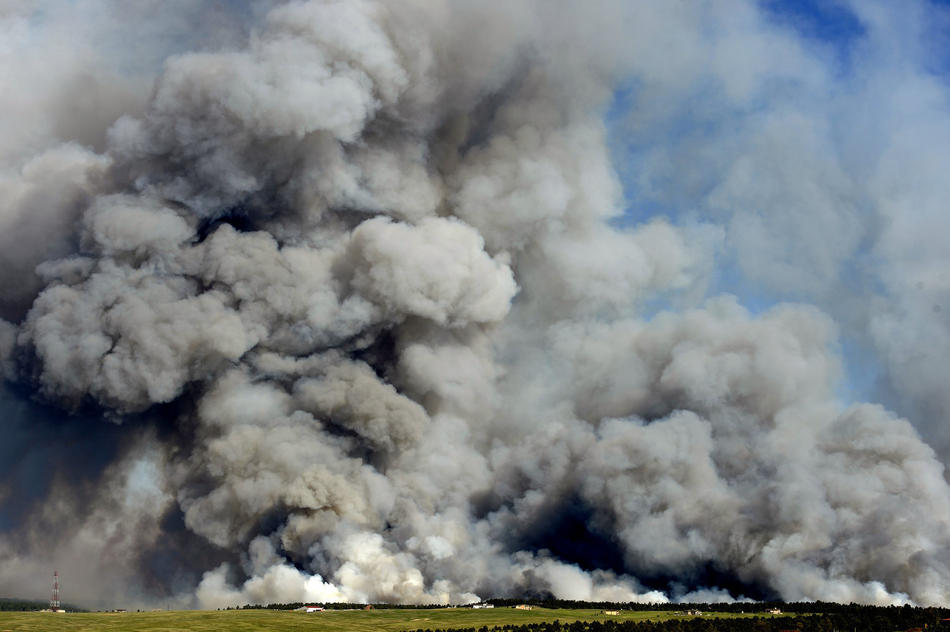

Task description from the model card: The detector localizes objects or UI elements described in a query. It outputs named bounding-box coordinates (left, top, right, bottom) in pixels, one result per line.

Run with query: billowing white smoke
left=2, top=0, right=950, bottom=609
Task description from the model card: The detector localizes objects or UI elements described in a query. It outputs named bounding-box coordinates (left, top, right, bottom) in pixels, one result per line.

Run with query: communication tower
left=50, top=570, right=60, bottom=610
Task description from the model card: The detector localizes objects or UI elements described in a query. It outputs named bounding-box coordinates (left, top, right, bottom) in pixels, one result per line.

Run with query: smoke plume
left=3, top=0, right=950, bottom=609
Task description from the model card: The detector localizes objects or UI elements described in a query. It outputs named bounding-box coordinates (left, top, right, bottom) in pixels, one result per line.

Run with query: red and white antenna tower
left=50, top=570, right=60, bottom=610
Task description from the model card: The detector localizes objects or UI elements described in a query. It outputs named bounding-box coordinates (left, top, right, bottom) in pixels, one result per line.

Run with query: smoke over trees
left=2, top=0, right=950, bottom=610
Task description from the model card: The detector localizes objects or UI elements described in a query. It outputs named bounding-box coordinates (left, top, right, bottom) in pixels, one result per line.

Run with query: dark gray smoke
left=2, top=0, right=950, bottom=609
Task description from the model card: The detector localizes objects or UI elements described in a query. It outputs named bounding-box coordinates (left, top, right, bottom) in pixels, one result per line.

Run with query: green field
left=0, top=608, right=780, bottom=632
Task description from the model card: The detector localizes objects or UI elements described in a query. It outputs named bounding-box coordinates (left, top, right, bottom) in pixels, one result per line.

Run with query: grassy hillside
left=0, top=607, right=774, bottom=632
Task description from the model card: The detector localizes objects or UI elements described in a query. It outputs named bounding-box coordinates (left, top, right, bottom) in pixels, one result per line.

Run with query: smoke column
left=3, top=0, right=950, bottom=609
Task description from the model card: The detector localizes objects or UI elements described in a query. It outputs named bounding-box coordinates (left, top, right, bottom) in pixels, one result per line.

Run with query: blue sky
left=605, top=0, right=950, bottom=412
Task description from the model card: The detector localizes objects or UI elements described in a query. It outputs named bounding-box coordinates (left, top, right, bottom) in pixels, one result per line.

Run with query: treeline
left=483, top=598, right=948, bottom=614
left=411, top=605, right=950, bottom=632
left=0, top=598, right=46, bottom=611
left=0, top=597, right=85, bottom=612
